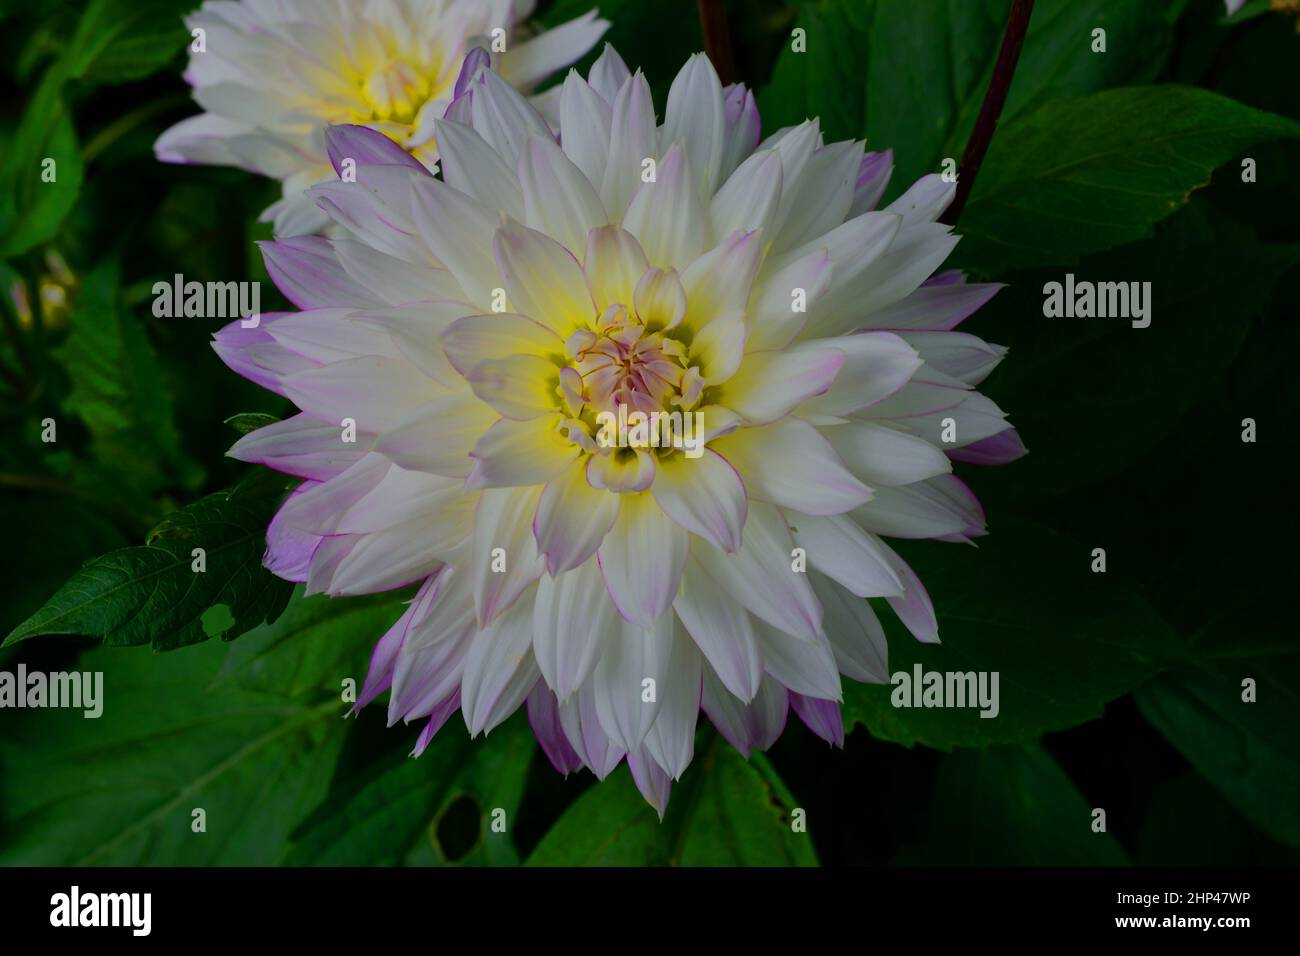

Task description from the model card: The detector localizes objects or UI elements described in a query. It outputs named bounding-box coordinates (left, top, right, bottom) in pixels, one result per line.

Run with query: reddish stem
left=940, top=0, right=1035, bottom=226
left=697, top=0, right=737, bottom=85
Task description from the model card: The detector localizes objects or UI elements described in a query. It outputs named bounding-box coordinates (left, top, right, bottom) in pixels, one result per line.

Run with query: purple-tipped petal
left=860, top=275, right=1003, bottom=332
left=790, top=692, right=845, bottom=747
left=455, top=47, right=493, bottom=99
left=526, top=682, right=584, bottom=775
left=260, top=237, right=385, bottom=310
left=628, top=748, right=673, bottom=819
left=411, top=688, right=462, bottom=757
left=948, top=427, right=1029, bottom=466
left=850, top=149, right=894, bottom=216
left=324, top=124, right=428, bottom=177
left=925, top=269, right=965, bottom=287
left=720, top=83, right=760, bottom=180
left=265, top=485, right=323, bottom=584
left=356, top=599, right=417, bottom=712
left=211, top=312, right=307, bottom=396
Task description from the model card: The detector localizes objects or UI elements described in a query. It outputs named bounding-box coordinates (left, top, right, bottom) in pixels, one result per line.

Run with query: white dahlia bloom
left=217, top=47, right=1025, bottom=814
left=156, top=0, right=607, bottom=236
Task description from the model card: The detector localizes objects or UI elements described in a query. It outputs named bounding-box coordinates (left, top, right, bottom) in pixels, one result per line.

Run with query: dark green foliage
left=1, top=0, right=1297, bottom=866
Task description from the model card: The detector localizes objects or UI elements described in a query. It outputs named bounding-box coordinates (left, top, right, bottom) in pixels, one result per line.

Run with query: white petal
left=651, top=449, right=747, bottom=553
left=719, top=348, right=844, bottom=425
left=282, top=355, right=445, bottom=433
left=644, top=621, right=703, bottom=778
left=712, top=418, right=871, bottom=516
left=601, top=71, right=657, bottom=219
left=790, top=513, right=904, bottom=599
left=794, top=332, right=922, bottom=420
left=441, top=312, right=563, bottom=376
left=467, top=416, right=580, bottom=489
left=661, top=53, right=726, bottom=194
left=533, top=459, right=621, bottom=574
left=432, top=118, right=525, bottom=220
left=622, top=143, right=707, bottom=271
left=469, top=69, right=552, bottom=166
left=471, top=486, right=546, bottom=626
left=809, top=570, right=890, bottom=683
left=753, top=617, right=842, bottom=700
left=461, top=590, right=541, bottom=736
left=885, top=173, right=956, bottom=226
left=597, top=492, right=687, bottom=628
left=673, top=551, right=763, bottom=700
left=771, top=140, right=862, bottom=255
left=824, top=420, right=952, bottom=487
left=373, top=395, right=497, bottom=478
left=532, top=559, right=616, bottom=699
left=693, top=501, right=822, bottom=641
left=559, top=71, right=612, bottom=187
left=518, top=134, right=607, bottom=256
left=593, top=613, right=673, bottom=752
left=711, top=149, right=782, bottom=238
left=493, top=219, right=595, bottom=333
left=410, top=177, right=500, bottom=308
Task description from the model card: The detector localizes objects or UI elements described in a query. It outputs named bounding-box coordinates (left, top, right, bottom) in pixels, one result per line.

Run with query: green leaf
left=758, top=0, right=874, bottom=144
left=288, top=714, right=535, bottom=866
left=0, top=589, right=391, bottom=865
left=900, top=746, right=1128, bottom=865
left=1144, top=670, right=1300, bottom=849
left=1137, top=656, right=1300, bottom=848
left=0, top=0, right=193, bottom=256
left=973, top=205, right=1300, bottom=504
left=54, top=259, right=199, bottom=496
left=842, top=515, right=1180, bottom=749
left=0, top=75, right=84, bottom=258
left=956, top=85, right=1300, bottom=273
left=537, top=0, right=703, bottom=101
left=225, top=412, right=281, bottom=435
left=3, top=477, right=295, bottom=652
left=1138, top=773, right=1300, bottom=865
left=0, top=493, right=125, bottom=637
left=526, top=739, right=817, bottom=866
left=1224, top=0, right=1270, bottom=25
left=759, top=0, right=1187, bottom=192
left=76, top=0, right=193, bottom=86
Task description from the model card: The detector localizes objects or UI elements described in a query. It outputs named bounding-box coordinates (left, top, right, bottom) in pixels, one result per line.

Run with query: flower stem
left=697, top=0, right=737, bottom=85
left=939, top=0, right=1035, bottom=226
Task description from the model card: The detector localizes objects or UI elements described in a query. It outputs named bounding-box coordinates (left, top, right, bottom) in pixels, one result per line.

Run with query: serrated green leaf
left=899, top=746, right=1128, bottom=865
left=1136, top=650, right=1300, bottom=847
left=4, top=479, right=295, bottom=652
left=956, top=85, right=1300, bottom=273
left=0, top=588, right=386, bottom=865
left=54, top=259, right=199, bottom=496
left=972, top=205, right=1300, bottom=504
left=526, top=737, right=817, bottom=866
left=759, top=0, right=1187, bottom=193
left=287, top=714, right=535, bottom=866
left=842, top=515, right=1180, bottom=749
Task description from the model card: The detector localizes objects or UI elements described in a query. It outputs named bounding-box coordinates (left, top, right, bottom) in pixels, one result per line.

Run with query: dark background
left=1, top=0, right=1297, bottom=866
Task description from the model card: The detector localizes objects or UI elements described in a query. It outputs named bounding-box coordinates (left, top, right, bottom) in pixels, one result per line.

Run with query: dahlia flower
left=217, top=46, right=1024, bottom=814
left=155, top=0, right=608, bottom=236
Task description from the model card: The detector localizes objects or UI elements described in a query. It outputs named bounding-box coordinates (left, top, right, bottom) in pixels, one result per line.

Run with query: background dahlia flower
left=155, top=0, right=608, bottom=236
left=218, top=46, right=1024, bottom=815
